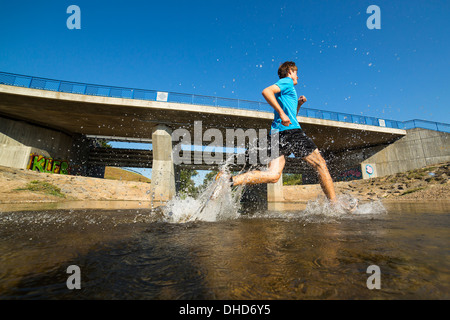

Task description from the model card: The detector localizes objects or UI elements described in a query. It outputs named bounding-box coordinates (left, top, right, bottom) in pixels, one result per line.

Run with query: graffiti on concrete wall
left=336, top=167, right=363, bottom=181
left=27, top=154, right=70, bottom=175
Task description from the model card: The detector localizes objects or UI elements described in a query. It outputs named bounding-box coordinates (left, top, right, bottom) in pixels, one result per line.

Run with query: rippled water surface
left=0, top=201, right=449, bottom=299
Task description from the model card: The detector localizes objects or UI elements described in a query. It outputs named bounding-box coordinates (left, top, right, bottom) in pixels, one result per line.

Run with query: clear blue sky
left=1, top=1, right=449, bottom=182
left=1, top=0, right=449, bottom=123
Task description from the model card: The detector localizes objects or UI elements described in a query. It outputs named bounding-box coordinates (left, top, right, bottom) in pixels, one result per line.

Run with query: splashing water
left=302, top=194, right=387, bottom=223
left=160, top=146, right=387, bottom=224
left=248, top=194, right=387, bottom=223
left=162, top=173, right=387, bottom=224
left=162, top=166, right=245, bottom=223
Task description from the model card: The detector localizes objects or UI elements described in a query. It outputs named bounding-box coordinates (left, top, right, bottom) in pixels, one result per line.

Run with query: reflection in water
left=0, top=201, right=449, bottom=299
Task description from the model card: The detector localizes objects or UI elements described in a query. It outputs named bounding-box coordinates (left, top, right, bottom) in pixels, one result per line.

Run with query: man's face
left=288, top=69, right=299, bottom=85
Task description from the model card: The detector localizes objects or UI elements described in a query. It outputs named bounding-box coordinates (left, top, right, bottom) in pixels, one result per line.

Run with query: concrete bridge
left=1, top=72, right=448, bottom=202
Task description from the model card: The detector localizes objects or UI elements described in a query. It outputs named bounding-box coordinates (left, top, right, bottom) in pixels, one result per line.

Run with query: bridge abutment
left=360, top=128, right=450, bottom=178
left=0, top=116, right=103, bottom=177
left=0, top=116, right=72, bottom=169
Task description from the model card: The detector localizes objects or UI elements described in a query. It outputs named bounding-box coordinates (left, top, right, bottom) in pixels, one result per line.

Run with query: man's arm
left=262, top=85, right=291, bottom=126
left=297, top=95, right=307, bottom=114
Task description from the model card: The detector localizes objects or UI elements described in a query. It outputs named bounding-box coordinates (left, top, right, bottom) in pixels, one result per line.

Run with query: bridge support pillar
left=151, top=125, right=176, bottom=202
left=267, top=174, right=284, bottom=202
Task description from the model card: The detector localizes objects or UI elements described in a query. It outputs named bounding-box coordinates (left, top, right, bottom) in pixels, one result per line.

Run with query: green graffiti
left=61, top=161, right=69, bottom=175
left=28, top=154, right=70, bottom=175
left=32, top=155, right=46, bottom=172
left=53, top=160, right=61, bottom=173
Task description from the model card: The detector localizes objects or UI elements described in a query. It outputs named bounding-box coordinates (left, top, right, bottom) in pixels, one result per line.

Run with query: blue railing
left=1, top=71, right=448, bottom=133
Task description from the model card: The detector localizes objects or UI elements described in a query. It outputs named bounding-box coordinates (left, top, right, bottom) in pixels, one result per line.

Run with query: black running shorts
left=268, top=129, right=318, bottom=159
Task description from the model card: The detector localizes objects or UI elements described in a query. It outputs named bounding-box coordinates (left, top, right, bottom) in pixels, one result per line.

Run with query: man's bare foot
left=210, top=171, right=232, bottom=200
left=331, top=198, right=359, bottom=213
left=342, top=198, right=359, bottom=213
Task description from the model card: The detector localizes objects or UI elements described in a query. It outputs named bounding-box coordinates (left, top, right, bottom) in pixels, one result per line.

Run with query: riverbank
left=0, top=165, right=153, bottom=204
left=0, top=162, right=448, bottom=206
left=284, top=162, right=449, bottom=202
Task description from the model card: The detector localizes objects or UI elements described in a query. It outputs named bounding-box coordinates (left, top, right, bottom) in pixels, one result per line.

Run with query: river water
left=0, top=198, right=448, bottom=300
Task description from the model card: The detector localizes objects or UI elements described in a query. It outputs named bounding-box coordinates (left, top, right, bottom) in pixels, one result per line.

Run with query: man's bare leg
left=231, top=155, right=286, bottom=186
left=303, top=149, right=337, bottom=203
left=229, top=150, right=336, bottom=203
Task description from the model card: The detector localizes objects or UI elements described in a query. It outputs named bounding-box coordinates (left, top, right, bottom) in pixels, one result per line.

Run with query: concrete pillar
left=267, top=174, right=284, bottom=202
left=151, top=125, right=176, bottom=201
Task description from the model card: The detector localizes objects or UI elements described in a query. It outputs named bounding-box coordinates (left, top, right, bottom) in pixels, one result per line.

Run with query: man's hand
left=297, top=95, right=307, bottom=114
left=298, top=95, right=307, bottom=104
left=280, top=113, right=292, bottom=126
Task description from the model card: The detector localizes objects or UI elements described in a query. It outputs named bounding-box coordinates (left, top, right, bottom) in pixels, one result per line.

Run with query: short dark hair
left=278, top=61, right=298, bottom=79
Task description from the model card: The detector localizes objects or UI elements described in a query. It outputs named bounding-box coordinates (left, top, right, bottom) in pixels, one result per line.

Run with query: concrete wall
left=0, top=117, right=73, bottom=169
left=0, top=117, right=104, bottom=177
left=361, top=128, right=450, bottom=178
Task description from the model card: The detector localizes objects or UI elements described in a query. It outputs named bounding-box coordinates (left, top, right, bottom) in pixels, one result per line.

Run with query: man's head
left=278, top=61, right=298, bottom=85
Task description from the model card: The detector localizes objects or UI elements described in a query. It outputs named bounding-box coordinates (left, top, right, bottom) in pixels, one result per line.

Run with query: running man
left=220, top=61, right=338, bottom=204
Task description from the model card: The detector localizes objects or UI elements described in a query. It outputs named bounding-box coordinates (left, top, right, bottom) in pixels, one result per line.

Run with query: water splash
left=162, top=166, right=245, bottom=223
left=160, top=141, right=388, bottom=224
left=247, top=194, right=387, bottom=223
left=302, top=194, right=387, bottom=223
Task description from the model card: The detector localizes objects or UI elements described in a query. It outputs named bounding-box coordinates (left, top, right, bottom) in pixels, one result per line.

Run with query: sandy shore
left=0, top=165, right=153, bottom=204
left=284, top=162, right=449, bottom=203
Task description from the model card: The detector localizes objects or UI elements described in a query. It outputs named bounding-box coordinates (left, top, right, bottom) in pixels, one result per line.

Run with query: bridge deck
left=0, top=84, right=406, bottom=154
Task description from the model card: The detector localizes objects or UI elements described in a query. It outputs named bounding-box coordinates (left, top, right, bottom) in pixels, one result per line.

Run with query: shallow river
left=0, top=200, right=448, bottom=299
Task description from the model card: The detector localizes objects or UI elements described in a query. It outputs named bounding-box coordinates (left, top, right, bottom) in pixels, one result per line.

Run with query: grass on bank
left=104, top=167, right=151, bottom=183
left=15, top=180, right=66, bottom=198
left=401, top=186, right=427, bottom=196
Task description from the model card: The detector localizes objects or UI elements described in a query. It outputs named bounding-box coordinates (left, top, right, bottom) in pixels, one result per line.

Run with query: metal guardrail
left=402, top=119, right=450, bottom=132
left=1, top=71, right=448, bottom=133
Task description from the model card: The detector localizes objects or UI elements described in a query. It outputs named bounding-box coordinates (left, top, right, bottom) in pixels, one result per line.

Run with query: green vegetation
left=15, top=180, right=66, bottom=198
left=283, top=173, right=302, bottom=186
left=104, top=167, right=151, bottom=183
left=401, top=187, right=426, bottom=196
left=178, top=169, right=200, bottom=198
left=202, top=170, right=219, bottom=187
left=96, top=139, right=112, bottom=148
